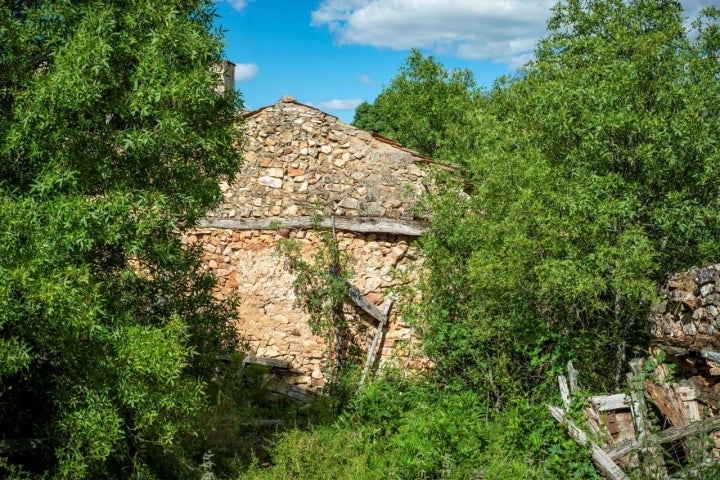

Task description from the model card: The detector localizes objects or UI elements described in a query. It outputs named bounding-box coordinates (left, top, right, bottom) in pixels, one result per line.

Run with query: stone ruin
left=650, top=264, right=720, bottom=356
left=648, top=264, right=720, bottom=422
left=184, top=96, right=438, bottom=392
left=548, top=266, right=720, bottom=479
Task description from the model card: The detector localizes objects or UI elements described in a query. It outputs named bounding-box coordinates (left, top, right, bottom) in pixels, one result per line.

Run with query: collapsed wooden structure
left=551, top=265, right=720, bottom=479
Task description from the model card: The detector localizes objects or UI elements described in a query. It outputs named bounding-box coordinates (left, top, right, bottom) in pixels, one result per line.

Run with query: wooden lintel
left=197, top=216, right=429, bottom=236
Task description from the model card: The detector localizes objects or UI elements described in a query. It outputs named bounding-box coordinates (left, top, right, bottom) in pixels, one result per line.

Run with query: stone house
left=184, top=96, right=436, bottom=391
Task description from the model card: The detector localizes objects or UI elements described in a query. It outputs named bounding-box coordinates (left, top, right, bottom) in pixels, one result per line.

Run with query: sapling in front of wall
left=276, top=215, right=354, bottom=387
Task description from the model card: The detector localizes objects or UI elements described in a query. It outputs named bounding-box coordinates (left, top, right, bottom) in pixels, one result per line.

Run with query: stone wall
left=190, top=97, right=434, bottom=391
left=184, top=227, right=427, bottom=391
left=649, top=264, right=720, bottom=354
left=204, top=96, right=431, bottom=222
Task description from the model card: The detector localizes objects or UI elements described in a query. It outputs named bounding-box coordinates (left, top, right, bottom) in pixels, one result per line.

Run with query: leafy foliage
left=239, top=378, right=599, bottom=480
left=370, top=49, right=480, bottom=162
left=351, top=101, right=391, bottom=136
left=248, top=2, right=720, bottom=479
left=277, top=228, right=349, bottom=337
left=0, top=0, right=243, bottom=477
left=418, top=0, right=720, bottom=402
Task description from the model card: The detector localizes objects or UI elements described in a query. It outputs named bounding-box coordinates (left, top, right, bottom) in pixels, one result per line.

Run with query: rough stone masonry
left=185, top=96, right=437, bottom=391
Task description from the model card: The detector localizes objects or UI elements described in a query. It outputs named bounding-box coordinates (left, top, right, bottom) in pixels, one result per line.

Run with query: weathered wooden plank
left=358, top=299, right=394, bottom=389
left=345, top=281, right=387, bottom=324
left=197, top=216, right=429, bottom=236
left=607, top=417, right=720, bottom=460
left=674, top=384, right=697, bottom=402
left=590, top=394, right=631, bottom=412
left=265, top=379, right=315, bottom=403
left=645, top=373, right=688, bottom=428
left=242, top=355, right=292, bottom=370
left=549, top=405, right=629, bottom=480
left=558, top=375, right=571, bottom=411
left=567, top=360, right=579, bottom=393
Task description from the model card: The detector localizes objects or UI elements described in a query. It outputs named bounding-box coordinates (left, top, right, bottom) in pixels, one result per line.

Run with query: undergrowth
left=238, top=372, right=601, bottom=480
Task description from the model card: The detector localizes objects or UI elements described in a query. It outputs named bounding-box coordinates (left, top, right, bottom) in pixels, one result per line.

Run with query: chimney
left=215, top=60, right=235, bottom=94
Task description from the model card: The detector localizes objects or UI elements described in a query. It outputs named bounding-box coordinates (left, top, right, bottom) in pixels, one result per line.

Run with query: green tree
left=373, top=49, right=480, bottom=162
left=0, top=0, right=243, bottom=477
left=418, top=0, right=720, bottom=402
left=351, top=101, right=391, bottom=136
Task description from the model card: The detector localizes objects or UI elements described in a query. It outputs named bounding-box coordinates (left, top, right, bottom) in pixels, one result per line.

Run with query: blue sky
left=215, top=0, right=713, bottom=124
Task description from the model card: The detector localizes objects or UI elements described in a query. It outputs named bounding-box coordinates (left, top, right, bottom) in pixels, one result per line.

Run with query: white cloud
left=311, top=0, right=555, bottom=66
left=358, top=74, right=377, bottom=84
left=226, top=0, right=247, bottom=11
left=234, top=63, right=259, bottom=82
left=317, top=98, right=364, bottom=110
left=311, top=0, right=709, bottom=67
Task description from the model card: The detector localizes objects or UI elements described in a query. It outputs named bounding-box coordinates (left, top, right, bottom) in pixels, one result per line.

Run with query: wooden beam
left=358, top=299, right=394, bottom=390
left=265, top=379, right=315, bottom=403
left=240, top=419, right=286, bottom=427
left=549, top=405, right=629, bottom=480
left=197, top=216, right=429, bottom=236
left=607, top=417, right=720, bottom=461
left=345, top=281, right=387, bottom=324
left=589, top=394, right=631, bottom=412
left=558, top=375, right=571, bottom=411
left=242, top=355, right=292, bottom=370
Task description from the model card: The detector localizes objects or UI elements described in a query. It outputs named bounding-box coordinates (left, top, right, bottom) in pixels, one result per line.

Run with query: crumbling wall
left=649, top=264, right=720, bottom=355
left=190, top=97, right=436, bottom=391
left=187, top=224, right=428, bottom=392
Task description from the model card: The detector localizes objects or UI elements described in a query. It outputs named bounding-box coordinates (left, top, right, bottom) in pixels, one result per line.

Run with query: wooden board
left=265, top=379, right=315, bottom=403
left=242, top=355, right=292, bottom=370
left=198, top=216, right=429, bottom=237
left=345, top=281, right=387, bottom=324
left=590, top=394, right=631, bottom=411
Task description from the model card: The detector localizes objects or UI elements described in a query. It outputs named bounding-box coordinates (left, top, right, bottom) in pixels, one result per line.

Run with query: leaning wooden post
left=549, top=405, right=629, bottom=480
left=627, top=358, right=665, bottom=478
left=357, top=298, right=394, bottom=390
